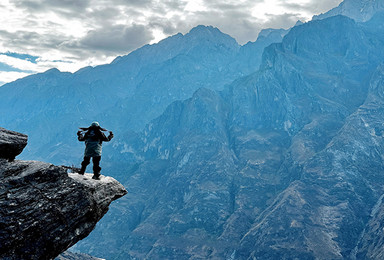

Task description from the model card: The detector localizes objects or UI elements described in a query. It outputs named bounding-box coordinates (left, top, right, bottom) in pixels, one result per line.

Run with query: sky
left=0, top=0, right=343, bottom=86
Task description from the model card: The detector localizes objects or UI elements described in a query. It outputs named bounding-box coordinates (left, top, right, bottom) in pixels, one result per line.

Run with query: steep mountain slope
left=238, top=65, right=384, bottom=259
left=233, top=27, right=289, bottom=76
left=314, top=0, right=384, bottom=22
left=74, top=13, right=384, bottom=259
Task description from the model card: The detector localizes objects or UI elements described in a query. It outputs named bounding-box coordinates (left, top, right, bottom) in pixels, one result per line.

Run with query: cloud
left=12, top=0, right=91, bottom=14
left=0, top=29, right=64, bottom=51
left=85, top=6, right=122, bottom=24
left=0, top=62, right=27, bottom=73
left=262, top=12, right=308, bottom=29
left=0, top=52, right=38, bottom=63
left=111, top=0, right=154, bottom=8
left=0, top=71, right=32, bottom=86
left=202, top=0, right=262, bottom=10
left=67, top=24, right=154, bottom=54
left=0, top=53, right=72, bottom=76
left=0, top=0, right=344, bottom=85
left=280, top=0, right=343, bottom=17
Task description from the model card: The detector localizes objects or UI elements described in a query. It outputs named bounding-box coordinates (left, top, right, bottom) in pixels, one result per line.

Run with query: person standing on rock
left=77, top=121, right=114, bottom=180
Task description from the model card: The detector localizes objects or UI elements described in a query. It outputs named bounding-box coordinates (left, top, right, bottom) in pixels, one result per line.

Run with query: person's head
left=90, top=121, right=100, bottom=128
left=86, top=121, right=107, bottom=131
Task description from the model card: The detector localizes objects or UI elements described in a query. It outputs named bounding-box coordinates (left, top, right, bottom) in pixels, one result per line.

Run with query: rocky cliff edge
left=0, top=127, right=127, bottom=260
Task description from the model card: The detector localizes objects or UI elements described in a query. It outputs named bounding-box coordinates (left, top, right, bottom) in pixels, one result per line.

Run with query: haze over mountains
left=2, top=0, right=384, bottom=258
left=0, top=24, right=287, bottom=166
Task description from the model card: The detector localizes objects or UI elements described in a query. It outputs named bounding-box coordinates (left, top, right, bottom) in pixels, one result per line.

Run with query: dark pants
left=80, top=156, right=101, bottom=175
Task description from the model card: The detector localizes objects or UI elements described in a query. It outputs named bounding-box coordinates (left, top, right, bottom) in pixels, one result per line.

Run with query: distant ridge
left=313, top=0, right=384, bottom=22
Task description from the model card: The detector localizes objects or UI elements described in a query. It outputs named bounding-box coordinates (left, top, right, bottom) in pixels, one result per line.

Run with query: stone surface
left=56, top=251, right=104, bottom=260
left=0, top=157, right=127, bottom=260
left=0, top=127, right=27, bottom=161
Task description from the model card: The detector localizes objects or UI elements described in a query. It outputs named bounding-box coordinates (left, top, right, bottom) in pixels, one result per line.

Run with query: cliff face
left=0, top=128, right=127, bottom=260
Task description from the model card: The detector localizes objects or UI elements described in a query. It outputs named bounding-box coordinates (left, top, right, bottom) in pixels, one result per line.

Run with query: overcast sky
left=0, top=0, right=343, bottom=85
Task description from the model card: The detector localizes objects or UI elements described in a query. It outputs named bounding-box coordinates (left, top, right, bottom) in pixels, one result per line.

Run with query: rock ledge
left=0, top=128, right=127, bottom=260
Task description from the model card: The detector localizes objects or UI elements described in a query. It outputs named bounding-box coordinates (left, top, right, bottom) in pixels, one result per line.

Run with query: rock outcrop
left=0, top=127, right=27, bottom=161
left=0, top=128, right=127, bottom=260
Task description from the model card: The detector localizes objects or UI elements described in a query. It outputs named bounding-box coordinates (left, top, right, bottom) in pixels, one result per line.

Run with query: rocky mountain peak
left=313, top=0, right=384, bottom=22
left=185, top=25, right=239, bottom=50
left=257, top=28, right=288, bottom=40
left=187, top=25, right=226, bottom=39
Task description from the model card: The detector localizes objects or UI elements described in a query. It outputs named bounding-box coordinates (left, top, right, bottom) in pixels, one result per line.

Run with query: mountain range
left=2, top=0, right=384, bottom=259
left=0, top=24, right=287, bottom=166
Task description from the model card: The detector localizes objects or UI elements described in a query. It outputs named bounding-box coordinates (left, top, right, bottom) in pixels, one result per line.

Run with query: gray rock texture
left=0, top=128, right=127, bottom=260
left=0, top=127, right=27, bottom=161
left=56, top=251, right=104, bottom=260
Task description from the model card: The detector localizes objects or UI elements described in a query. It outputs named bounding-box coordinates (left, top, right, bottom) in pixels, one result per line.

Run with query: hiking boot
left=78, top=165, right=86, bottom=175
left=92, top=171, right=101, bottom=180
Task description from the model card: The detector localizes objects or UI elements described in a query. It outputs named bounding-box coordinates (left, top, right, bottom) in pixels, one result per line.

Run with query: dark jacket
left=78, top=126, right=113, bottom=157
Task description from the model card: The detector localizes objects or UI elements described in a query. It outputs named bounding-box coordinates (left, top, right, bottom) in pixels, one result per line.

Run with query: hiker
left=77, top=121, right=114, bottom=180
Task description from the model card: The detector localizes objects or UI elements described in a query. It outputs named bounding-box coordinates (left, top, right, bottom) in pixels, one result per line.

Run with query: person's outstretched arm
left=107, top=131, right=114, bottom=141
left=100, top=131, right=114, bottom=142
left=77, top=131, right=85, bottom=141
